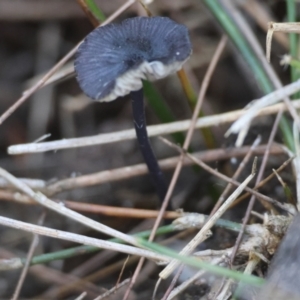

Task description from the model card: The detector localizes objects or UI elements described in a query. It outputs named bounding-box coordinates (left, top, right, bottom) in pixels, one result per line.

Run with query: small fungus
left=75, top=16, right=192, bottom=205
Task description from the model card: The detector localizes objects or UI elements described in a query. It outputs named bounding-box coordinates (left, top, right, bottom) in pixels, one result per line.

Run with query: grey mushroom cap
left=74, top=16, right=192, bottom=102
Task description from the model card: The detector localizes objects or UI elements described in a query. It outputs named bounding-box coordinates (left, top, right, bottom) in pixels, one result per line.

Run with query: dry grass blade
left=25, top=62, right=75, bottom=90
left=231, top=106, right=285, bottom=264
left=293, top=121, right=300, bottom=210
left=226, top=80, right=300, bottom=138
left=210, top=135, right=261, bottom=216
left=166, top=257, right=224, bottom=300
left=0, top=145, right=286, bottom=195
left=11, top=212, right=46, bottom=300
left=267, top=22, right=300, bottom=62
left=159, top=158, right=256, bottom=279
left=93, top=278, right=130, bottom=300
left=44, top=144, right=282, bottom=196
left=8, top=98, right=300, bottom=155
left=231, top=156, right=294, bottom=209
left=0, top=166, right=139, bottom=246
left=75, top=291, right=87, bottom=300
left=0, top=47, right=77, bottom=125
left=161, top=138, right=292, bottom=214
left=242, top=0, right=288, bottom=50
left=226, top=0, right=300, bottom=148
left=0, top=216, right=169, bottom=263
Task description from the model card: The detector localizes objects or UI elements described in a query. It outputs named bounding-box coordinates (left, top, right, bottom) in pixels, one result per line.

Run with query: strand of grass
left=210, top=136, right=264, bottom=216
left=293, top=120, right=300, bottom=209
left=224, top=0, right=297, bottom=152
left=173, top=213, right=242, bottom=232
left=159, top=157, right=256, bottom=279
left=0, top=166, right=140, bottom=247
left=267, top=22, right=300, bottom=62
left=226, top=1, right=298, bottom=151
left=280, top=114, right=294, bottom=151
left=167, top=259, right=225, bottom=299
left=160, top=138, right=294, bottom=214
left=77, top=0, right=101, bottom=27
left=231, top=156, right=294, bottom=208
left=203, top=0, right=294, bottom=150
left=288, top=56, right=300, bottom=70
left=138, top=239, right=264, bottom=287
left=177, top=69, right=216, bottom=148
left=287, top=0, right=300, bottom=98
left=225, top=79, right=300, bottom=135
left=0, top=224, right=174, bottom=271
left=229, top=108, right=285, bottom=265
left=204, top=0, right=271, bottom=92
left=242, top=3, right=296, bottom=152
left=9, top=97, right=300, bottom=156
left=160, top=264, right=185, bottom=300
left=0, top=216, right=169, bottom=263
left=0, top=146, right=284, bottom=198
left=273, top=168, right=296, bottom=206
left=74, top=291, right=87, bottom=300
left=94, top=278, right=130, bottom=300
left=85, top=0, right=106, bottom=22
left=0, top=214, right=242, bottom=270
left=11, top=212, right=46, bottom=300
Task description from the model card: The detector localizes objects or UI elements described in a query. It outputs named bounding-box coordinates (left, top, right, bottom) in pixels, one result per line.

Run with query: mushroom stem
left=130, top=88, right=168, bottom=205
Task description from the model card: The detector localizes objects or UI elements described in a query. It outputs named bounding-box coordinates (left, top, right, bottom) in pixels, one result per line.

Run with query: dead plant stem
left=123, top=33, right=227, bottom=300
left=230, top=108, right=284, bottom=264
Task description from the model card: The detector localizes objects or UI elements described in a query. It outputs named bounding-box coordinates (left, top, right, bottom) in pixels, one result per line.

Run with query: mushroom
left=74, top=16, right=192, bottom=205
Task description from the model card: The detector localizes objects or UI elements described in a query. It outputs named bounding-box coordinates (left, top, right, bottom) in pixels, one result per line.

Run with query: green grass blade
left=138, top=238, right=265, bottom=287
left=23, top=224, right=175, bottom=267
left=203, top=0, right=294, bottom=151
left=85, top=0, right=106, bottom=22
